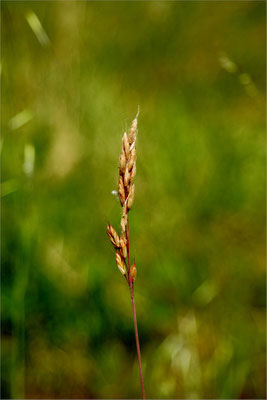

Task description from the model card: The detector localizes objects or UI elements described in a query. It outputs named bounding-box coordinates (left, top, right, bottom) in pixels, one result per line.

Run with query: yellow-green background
left=1, top=1, right=265, bottom=398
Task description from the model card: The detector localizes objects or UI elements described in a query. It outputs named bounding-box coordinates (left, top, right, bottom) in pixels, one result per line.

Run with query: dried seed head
left=116, top=252, right=127, bottom=275
left=120, top=152, right=126, bottom=174
left=107, top=224, right=120, bottom=248
left=118, top=175, right=126, bottom=205
left=106, top=112, right=139, bottom=283
left=120, top=236, right=127, bottom=259
left=124, top=167, right=130, bottom=188
left=127, top=184, right=135, bottom=210
left=130, top=262, right=137, bottom=282
left=122, top=132, right=130, bottom=160
left=128, top=147, right=136, bottom=171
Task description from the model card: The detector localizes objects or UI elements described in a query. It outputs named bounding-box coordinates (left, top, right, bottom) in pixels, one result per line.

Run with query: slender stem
left=126, top=214, right=146, bottom=400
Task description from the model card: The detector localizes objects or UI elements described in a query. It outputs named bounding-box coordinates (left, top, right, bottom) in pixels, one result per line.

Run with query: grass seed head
left=107, top=112, right=139, bottom=280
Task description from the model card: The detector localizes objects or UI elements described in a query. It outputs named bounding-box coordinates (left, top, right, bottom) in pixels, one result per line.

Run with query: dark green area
left=1, top=1, right=265, bottom=398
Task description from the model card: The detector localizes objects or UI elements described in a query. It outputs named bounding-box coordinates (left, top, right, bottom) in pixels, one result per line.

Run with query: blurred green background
left=1, top=1, right=266, bottom=399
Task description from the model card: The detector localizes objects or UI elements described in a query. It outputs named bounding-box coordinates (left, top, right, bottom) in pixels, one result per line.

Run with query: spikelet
left=122, top=132, right=130, bottom=159
left=130, top=162, right=136, bottom=182
left=130, top=262, right=137, bottom=283
left=124, top=167, right=130, bottom=188
left=120, top=153, right=126, bottom=173
left=116, top=252, right=127, bottom=275
left=128, top=117, right=138, bottom=145
left=120, top=235, right=127, bottom=259
left=118, top=176, right=126, bottom=205
left=127, top=184, right=135, bottom=210
left=107, top=224, right=120, bottom=248
left=128, top=147, right=136, bottom=171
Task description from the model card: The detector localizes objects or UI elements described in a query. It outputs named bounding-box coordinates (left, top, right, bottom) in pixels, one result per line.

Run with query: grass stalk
left=107, top=111, right=145, bottom=399
left=126, top=215, right=146, bottom=399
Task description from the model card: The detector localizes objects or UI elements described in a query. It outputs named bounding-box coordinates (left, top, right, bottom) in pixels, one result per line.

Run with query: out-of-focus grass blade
left=26, top=11, right=50, bottom=47
left=192, top=279, right=218, bottom=306
left=23, top=144, right=35, bottom=176
left=8, top=110, right=33, bottom=130
left=0, top=136, right=4, bottom=155
left=218, top=53, right=237, bottom=74
left=239, top=72, right=258, bottom=97
left=1, top=179, right=19, bottom=197
left=219, top=52, right=258, bottom=97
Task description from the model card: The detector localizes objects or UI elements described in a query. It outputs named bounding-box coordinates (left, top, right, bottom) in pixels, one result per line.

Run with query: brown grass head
left=107, top=112, right=138, bottom=277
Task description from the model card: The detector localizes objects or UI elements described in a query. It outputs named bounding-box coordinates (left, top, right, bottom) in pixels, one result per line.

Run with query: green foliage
left=1, top=1, right=265, bottom=399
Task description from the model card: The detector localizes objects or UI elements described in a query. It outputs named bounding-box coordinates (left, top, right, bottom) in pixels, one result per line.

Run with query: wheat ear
left=106, top=111, right=145, bottom=399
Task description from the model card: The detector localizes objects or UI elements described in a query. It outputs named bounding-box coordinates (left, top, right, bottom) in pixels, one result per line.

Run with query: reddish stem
left=126, top=214, right=146, bottom=400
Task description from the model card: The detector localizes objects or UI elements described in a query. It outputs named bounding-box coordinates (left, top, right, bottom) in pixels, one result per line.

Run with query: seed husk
left=106, top=224, right=120, bottom=248
left=116, top=252, right=127, bottom=275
